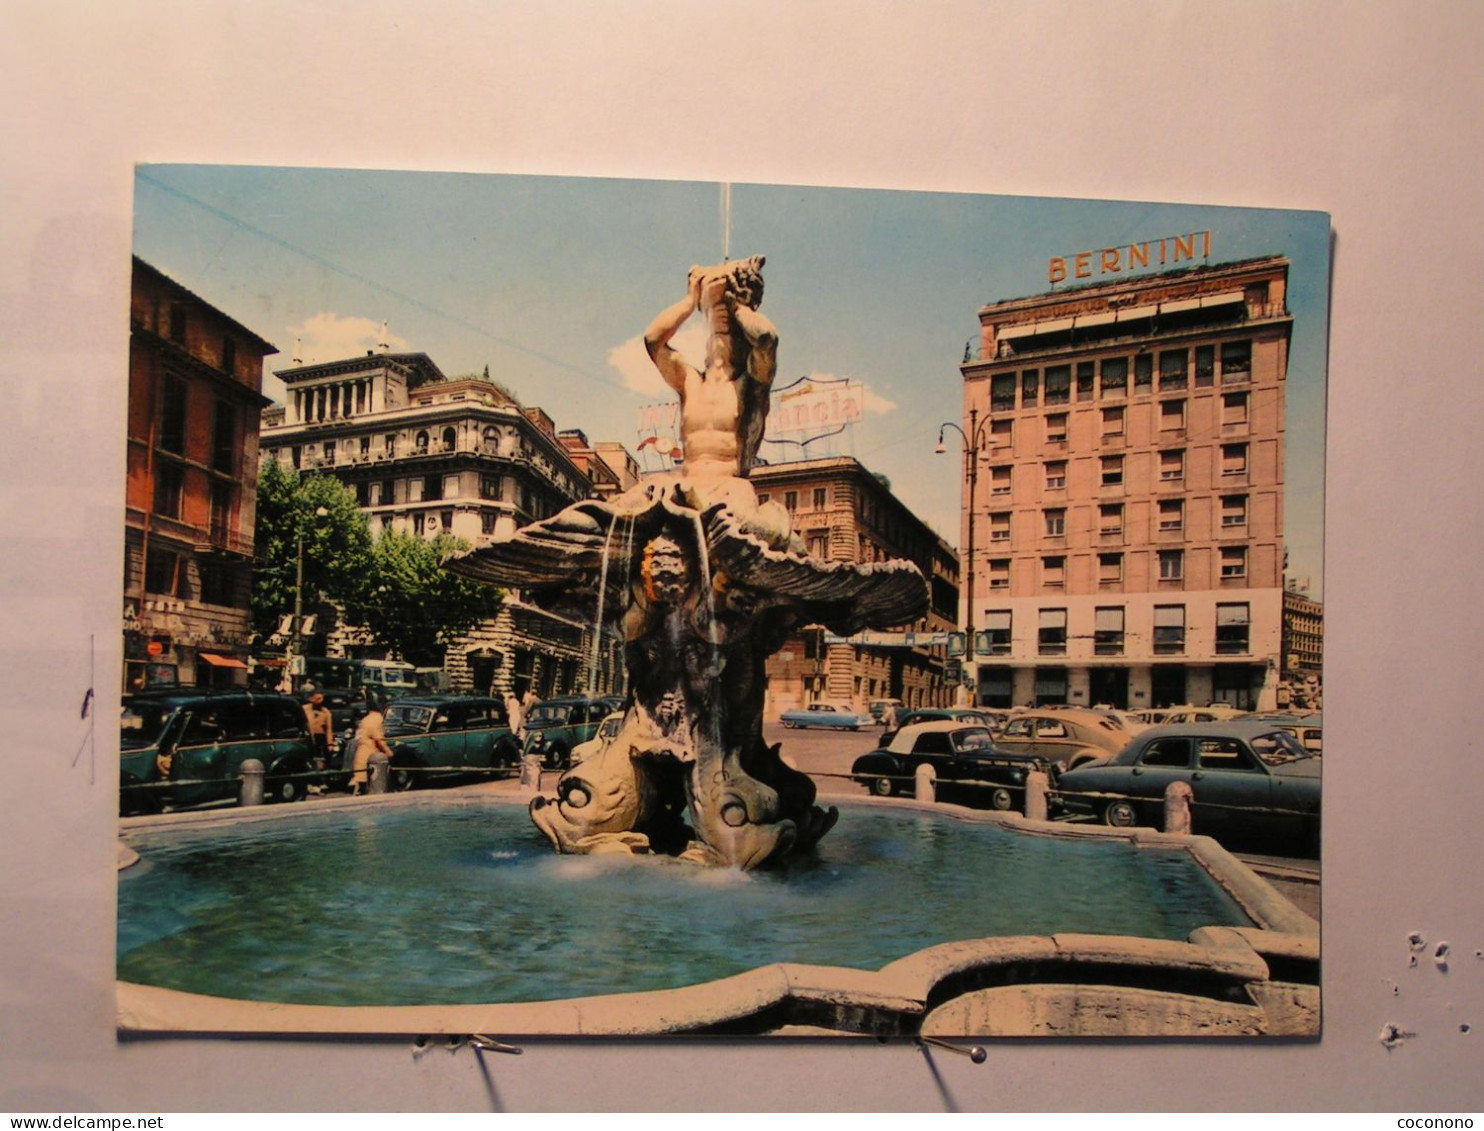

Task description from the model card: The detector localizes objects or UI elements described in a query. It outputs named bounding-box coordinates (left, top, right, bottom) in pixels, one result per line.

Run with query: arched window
left=415, top=430, right=429, bottom=452
left=483, top=425, right=499, bottom=452
left=442, top=427, right=457, bottom=452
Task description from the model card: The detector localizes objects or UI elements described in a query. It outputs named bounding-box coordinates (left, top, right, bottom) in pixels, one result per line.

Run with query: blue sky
left=133, top=166, right=1329, bottom=592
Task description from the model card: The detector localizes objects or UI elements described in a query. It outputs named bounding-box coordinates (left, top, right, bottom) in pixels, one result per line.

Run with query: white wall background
left=2, top=0, right=1481, bottom=1113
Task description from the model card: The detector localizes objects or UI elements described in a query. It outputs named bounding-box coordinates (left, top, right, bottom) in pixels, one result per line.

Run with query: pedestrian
left=504, top=691, right=523, bottom=733
left=350, top=694, right=392, bottom=795
left=303, top=691, right=335, bottom=776
left=522, top=688, right=538, bottom=714
left=882, top=702, right=898, bottom=730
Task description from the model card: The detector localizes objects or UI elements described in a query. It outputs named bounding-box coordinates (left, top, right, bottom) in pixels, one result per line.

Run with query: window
left=1154, top=605, right=1186, bottom=654
left=989, top=511, right=1011, bottom=542
left=1159, top=349, right=1188, bottom=390
left=1045, top=461, right=1067, bottom=490
left=359, top=435, right=371, bottom=457
left=812, top=487, right=828, bottom=509
left=1038, top=608, right=1067, bottom=655
left=1134, top=353, right=1153, bottom=391
left=1044, top=366, right=1071, bottom=405
left=1216, top=602, right=1251, bottom=653
left=1076, top=361, right=1095, bottom=400
left=1044, top=508, right=1066, bottom=537
left=1042, top=556, right=1065, bottom=588
left=1222, top=391, right=1249, bottom=425
left=1159, top=549, right=1184, bottom=581
left=991, top=373, right=1017, bottom=411
left=1222, top=442, right=1249, bottom=477
left=1100, top=455, right=1124, bottom=486
left=807, top=532, right=828, bottom=559
left=1101, top=357, right=1128, bottom=396
left=159, top=376, right=188, bottom=455
left=355, top=481, right=371, bottom=507
left=412, top=513, right=427, bottom=536
left=168, top=304, right=187, bottom=343
left=481, top=511, right=498, bottom=536
left=982, top=610, right=1011, bottom=655
left=153, top=461, right=184, bottom=519
left=480, top=474, right=503, bottom=500
left=1195, top=344, right=1215, bottom=387
left=199, top=562, right=236, bottom=607
left=211, top=401, right=236, bottom=473
left=1220, top=546, right=1248, bottom=579
left=442, top=427, right=457, bottom=452
left=988, top=559, right=1011, bottom=589
left=1198, top=738, right=1256, bottom=771
left=991, top=466, right=1012, bottom=495
left=1098, top=552, right=1123, bottom=584
left=424, top=474, right=443, bottom=502
left=990, top=418, right=1013, bottom=445
left=1099, top=503, right=1124, bottom=535
left=1221, top=494, right=1248, bottom=528
left=1160, top=399, right=1186, bottom=430
left=385, top=433, right=397, bottom=454
left=1158, top=498, right=1184, bottom=532
left=1021, top=369, right=1039, bottom=407
left=381, top=479, right=397, bottom=505
left=144, top=549, right=184, bottom=597
left=1141, top=738, right=1191, bottom=768
left=415, top=430, right=430, bottom=452
left=291, top=445, right=302, bottom=469
left=1045, top=413, right=1068, bottom=443
left=1094, top=607, right=1125, bottom=655
left=1221, top=339, right=1252, bottom=381
left=1159, top=449, right=1185, bottom=482
left=322, top=440, right=336, bottom=465
left=444, top=474, right=461, bottom=499
left=756, top=492, right=770, bottom=505
left=209, top=482, right=232, bottom=539
left=1101, top=406, right=1124, bottom=436
left=784, top=490, right=798, bottom=511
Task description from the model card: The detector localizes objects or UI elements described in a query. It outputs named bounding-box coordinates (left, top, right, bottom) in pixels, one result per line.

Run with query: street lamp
left=936, top=407, right=992, bottom=706
left=288, top=505, right=330, bottom=687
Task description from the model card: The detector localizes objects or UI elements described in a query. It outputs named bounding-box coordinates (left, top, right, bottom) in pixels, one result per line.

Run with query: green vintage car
left=519, top=696, right=613, bottom=770
left=120, top=690, right=318, bottom=813
left=375, top=696, right=520, bottom=791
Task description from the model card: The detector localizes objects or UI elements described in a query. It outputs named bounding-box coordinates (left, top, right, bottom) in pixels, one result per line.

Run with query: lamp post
left=936, top=407, right=992, bottom=707
left=288, top=505, right=330, bottom=688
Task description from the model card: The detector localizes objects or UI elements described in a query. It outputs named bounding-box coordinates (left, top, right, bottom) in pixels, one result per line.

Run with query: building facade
left=957, top=256, right=1292, bottom=711
left=124, top=258, right=277, bottom=690
left=1280, top=586, right=1323, bottom=709
left=260, top=354, right=624, bottom=698
left=747, top=457, right=960, bottom=716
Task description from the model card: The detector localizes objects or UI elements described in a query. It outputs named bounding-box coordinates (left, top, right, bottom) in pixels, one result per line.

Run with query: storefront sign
left=1050, top=230, right=1211, bottom=285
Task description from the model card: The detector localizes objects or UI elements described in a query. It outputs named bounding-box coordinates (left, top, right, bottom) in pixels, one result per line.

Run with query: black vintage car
left=850, top=720, right=1053, bottom=812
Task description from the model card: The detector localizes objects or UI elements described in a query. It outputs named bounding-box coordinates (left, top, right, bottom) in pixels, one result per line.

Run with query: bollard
left=239, top=759, right=265, bottom=807
left=1164, top=780, right=1193, bottom=834
left=1024, top=770, right=1049, bottom=822
left=519, top=753, right=544, bottom=796
left=368, top=751, right=391, bottom=795
left=915, top=763, right=936, bottom=804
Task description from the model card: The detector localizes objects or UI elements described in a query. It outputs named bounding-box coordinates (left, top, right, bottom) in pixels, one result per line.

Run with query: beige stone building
left=745, top=457, right=960, bottom=717
left=1282, top=586, right=1323, bottom=681
left=957, top=256, right=1292, bottom=710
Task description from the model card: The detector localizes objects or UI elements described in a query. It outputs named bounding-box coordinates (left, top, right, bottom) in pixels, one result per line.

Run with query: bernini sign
left=1050, top=230, right=1212, bottom=285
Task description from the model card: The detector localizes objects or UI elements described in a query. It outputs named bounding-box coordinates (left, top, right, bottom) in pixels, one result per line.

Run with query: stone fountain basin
left=116, top=793, right=1318, bottom=1038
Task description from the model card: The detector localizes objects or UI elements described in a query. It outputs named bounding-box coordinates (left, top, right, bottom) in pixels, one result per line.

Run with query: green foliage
left=350, top=531, right=503, bottom=667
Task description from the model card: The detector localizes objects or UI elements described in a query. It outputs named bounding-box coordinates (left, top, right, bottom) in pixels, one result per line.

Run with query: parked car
left=851, top=721, right=1051, bottom=810
left=995, top=707, right=1132, bottom=770
left=867, top=698, right=903, bottom=724
left=1055, top=721, right=1320, bottom=851
left=1245, top=712, right=1323, bottom=754
left=779, top=702, right=871, bottom=730
left=1127, top=708, right=1169, bottom=727
left=520, top=695, right=613, bottom=769
left=1160, top=704, right=1249, bottom=724
left=571, top=710, right=624, bottom=765
left=120, top=690, right=317, bottom=813
left=367, top=695, right=519, bottom=791
left=893, top=707, right=1009, bottom=733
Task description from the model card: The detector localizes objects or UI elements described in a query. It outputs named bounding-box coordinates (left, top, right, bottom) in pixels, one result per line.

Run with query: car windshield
left=524, top=705, right=570, bottom=726
left=386, top=705, right=432, bottom=730
left=950, top=727, right=995, bottom=752
left=599, top=716, right=622, bottom=738
left=120, top=702, right=176, bottom=749
left=1250, top=729, right=1314, bottom=765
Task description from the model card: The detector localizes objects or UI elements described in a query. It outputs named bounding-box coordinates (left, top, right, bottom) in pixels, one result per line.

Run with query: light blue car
left=779, top=702, right=870, bottom=730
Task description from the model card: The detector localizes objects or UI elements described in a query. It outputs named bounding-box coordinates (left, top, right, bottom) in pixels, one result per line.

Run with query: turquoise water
left=117, top=800, right=1252, bottom=1006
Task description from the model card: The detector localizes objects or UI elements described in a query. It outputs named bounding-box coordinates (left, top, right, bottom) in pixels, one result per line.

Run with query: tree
left=251, top=461, right=374, bottom=643
left=351, top=531, right=503, bottom=667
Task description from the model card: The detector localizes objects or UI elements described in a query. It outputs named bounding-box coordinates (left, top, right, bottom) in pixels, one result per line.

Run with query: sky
left=132, top=166, right=1330, bottom=593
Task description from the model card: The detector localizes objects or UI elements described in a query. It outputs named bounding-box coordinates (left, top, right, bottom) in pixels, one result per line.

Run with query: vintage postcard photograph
left=116, top=167, right=1328, bottom=1038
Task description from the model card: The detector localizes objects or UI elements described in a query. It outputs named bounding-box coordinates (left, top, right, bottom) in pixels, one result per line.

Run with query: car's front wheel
left=388, top=757, right=417, bottom=792
left=870, top=775, right=895, bottom=797
left=266, top=762, right=310, bottom=804
left=1102, top=799, right=1139, bottom=827
left=544, top=744, right=569, bottom=771
left=989, top=787, right=1015, bottom=811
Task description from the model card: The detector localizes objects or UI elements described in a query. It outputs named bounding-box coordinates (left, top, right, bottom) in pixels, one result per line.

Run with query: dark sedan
left=851, top=721, right=1052, bottom=812
left=1055, top=721, right=1320, bottom=852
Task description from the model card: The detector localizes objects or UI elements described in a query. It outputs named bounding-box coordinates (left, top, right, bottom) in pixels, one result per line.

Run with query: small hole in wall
left=1461, top=1023, right=1472, bottom=1035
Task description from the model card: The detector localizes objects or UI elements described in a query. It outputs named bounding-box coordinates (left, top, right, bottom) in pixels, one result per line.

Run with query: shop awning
left=198, top=653, right=248, bottom=669
left=1074, top=311, right=1116, bottom=329
left=1201, top=290, right=1245, bottom=308
left=1160, top=298, right=1201, bottom=314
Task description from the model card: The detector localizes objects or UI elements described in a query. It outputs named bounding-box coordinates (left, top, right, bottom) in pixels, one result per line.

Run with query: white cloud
left=289, top=312, right=411, bottom=364
left=608, top=322, right=709, bottom=399
left=796, top=370, right=898, bottom=415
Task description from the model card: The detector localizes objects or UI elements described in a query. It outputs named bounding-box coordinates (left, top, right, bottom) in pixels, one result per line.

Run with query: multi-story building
left=260, top=353, right=623, bottom=698
left=748, top=457, right=960, bottom=716
left=956, top=256, right=1291, bottom=711
left=1281, top=586, right=1323, bottom=707
left=124, top=257, right=278, bottom=690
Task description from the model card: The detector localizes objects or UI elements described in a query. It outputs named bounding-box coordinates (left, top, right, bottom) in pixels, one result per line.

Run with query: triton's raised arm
left=730, top=300, right=778, bottom=389
left=644, top=268, right=703, bottom=394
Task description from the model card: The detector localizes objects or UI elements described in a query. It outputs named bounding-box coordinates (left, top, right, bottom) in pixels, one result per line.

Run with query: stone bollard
left=1164, top=780, right=1194, bottom=834
left=1024, top=770, right=1049, bottom=822
left=239, top=759, right=265, bottom=807
left=519, top=753, right=544, bottom=796
left=367, top=751, right=391, bottom=795
left=915, top=763, right=936, bottom=804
